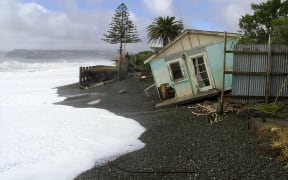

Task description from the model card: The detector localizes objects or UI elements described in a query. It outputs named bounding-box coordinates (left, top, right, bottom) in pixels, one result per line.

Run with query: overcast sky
left=0, top=0, right=266, bottom=53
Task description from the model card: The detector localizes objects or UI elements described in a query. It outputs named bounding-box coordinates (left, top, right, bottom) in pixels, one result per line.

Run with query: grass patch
left=253, top=104, right=281, bottom=114
left=250, top=103, right=288, bottom=170
left=257, top=125, right=288, bottom=170
left=273, top=127, right=288, bottom=162
left=251, top=103, right=288, bottom=118
left=284, top=163, right=288, bottom=171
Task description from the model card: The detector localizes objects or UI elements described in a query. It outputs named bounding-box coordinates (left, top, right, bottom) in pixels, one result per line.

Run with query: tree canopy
left=130, top=51, right=153, bottom=72
left=238, top=0, right=288, bottom=44
left=272, top=17, right=288, bottom=44
left=146, top=16, right=184, bottom=48
left=102, top=3, right=140, bottom=56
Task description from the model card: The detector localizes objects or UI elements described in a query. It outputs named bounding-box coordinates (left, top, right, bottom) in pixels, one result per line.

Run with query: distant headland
left=4, top=49, right=115, bottom=59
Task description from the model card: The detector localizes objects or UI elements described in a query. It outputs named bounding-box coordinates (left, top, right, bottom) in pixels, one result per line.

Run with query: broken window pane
left=169, top=61, right=184, bottom=81
left=191, top=56, right=210, bottom=88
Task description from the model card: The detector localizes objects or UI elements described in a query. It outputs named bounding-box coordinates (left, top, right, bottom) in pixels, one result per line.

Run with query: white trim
left=188, top=53, right=214, bottom=92
left=202, top=53, right=215, bottom=89
left=167, top=58, right=187, bottom=82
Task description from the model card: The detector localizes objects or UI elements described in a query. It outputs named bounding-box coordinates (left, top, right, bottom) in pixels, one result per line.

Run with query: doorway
left=190, top=55, right=212, bottom=91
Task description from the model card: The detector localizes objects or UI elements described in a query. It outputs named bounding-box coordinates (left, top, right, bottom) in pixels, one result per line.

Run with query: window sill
left=173, top=78, right=188, bottom=83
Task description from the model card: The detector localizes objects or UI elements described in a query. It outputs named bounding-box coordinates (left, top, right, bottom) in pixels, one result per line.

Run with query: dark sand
left=56, top=77, right=288, bottom=179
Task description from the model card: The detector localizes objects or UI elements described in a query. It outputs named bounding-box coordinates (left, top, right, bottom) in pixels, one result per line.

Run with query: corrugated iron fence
left=227, top=44, right=288, bottom=104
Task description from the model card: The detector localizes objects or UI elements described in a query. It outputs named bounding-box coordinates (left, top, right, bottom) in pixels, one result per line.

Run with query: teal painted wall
left=150, top=58, right=193, bottom=98
left=172, top=80, right=193, bottom=97
left=205, top=39, right=236, bottom=90
left=150, top=59, right=171, bottom=87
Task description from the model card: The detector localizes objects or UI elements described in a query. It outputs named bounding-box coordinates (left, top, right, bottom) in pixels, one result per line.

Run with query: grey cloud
left=1, top=1, right=149, bottom=53
left=142, top=0, right=174, bottom=16
left=0, top=0, right=149, bottom=52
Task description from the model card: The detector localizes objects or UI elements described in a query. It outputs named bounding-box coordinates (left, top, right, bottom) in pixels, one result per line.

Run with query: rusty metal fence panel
left=231, top=44, right=288, bottom=104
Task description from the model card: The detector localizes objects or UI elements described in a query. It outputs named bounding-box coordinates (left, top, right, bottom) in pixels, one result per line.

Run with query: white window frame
left=167, top=59, right=187, bottom=82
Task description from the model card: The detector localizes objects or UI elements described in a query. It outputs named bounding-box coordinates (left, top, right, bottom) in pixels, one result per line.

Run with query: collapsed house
left=144, top=29, right=239, bottom=107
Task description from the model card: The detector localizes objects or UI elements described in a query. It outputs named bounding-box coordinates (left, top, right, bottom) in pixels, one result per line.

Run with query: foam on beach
left=0, top=59, right=145, bottom=180
left=87, top=99, right=102, bottom=105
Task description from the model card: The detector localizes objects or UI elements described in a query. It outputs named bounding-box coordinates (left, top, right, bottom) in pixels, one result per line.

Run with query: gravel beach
left=56, top=77, right=288, bottom=179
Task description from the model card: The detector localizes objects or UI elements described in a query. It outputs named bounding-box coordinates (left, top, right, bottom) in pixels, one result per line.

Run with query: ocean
left=0, top=57, right=145, bottom=180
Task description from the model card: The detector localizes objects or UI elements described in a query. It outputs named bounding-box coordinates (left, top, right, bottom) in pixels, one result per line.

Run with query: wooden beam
left=265, top=35, right=272, bottom=103
left=226, top=50, right=288, bottom=55
left=219, top=32, right=227, bottom=114
left=225, top=71, right=288, bottom=76
left=225, top=94, right=288, bottom=99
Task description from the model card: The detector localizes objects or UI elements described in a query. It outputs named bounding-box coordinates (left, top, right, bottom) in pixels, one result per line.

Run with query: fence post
left=219, top=32, right=227, bottom=114
left=79, top=67, right=82, bottom=87
left=265, top=34, right=272, bottom=103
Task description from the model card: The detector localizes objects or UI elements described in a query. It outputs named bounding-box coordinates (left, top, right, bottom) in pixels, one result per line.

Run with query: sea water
left=0, top=58, right=145, bottom=180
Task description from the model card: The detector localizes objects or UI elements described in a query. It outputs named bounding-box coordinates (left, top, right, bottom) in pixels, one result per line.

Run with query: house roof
left=144, top=29, right=240, bottom=64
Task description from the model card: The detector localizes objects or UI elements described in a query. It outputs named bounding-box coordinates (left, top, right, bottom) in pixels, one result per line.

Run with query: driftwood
left=189, top=102, right=236, bottom=125
left=119, top=89, right=127, bottom=94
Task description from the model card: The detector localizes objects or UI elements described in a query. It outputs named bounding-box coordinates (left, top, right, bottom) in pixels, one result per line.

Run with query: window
left=168, top=60, right=185, bottom=81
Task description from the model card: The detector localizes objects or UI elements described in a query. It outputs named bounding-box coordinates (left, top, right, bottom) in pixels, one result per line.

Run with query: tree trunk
left=118, top=39, right=123, bottom=80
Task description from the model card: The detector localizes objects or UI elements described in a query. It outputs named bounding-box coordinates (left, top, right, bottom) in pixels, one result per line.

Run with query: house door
left=190, top=56, right=212, bottom=91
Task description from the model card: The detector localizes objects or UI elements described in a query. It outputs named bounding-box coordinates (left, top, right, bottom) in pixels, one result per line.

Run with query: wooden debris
left=188, top=102, right=236, bottom=125
left=119, top=89, right=127, bottom=94
left=144, top=83, right=156, bottom=97
left=89, top=82, right=104, bottom=88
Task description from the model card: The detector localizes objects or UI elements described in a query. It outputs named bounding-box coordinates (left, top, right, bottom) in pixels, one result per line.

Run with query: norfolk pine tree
left=102, top=3, right=140, bottom=58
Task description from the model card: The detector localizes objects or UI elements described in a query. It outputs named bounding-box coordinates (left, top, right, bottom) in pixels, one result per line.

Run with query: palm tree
left=146, top=16, right=184, bottom=48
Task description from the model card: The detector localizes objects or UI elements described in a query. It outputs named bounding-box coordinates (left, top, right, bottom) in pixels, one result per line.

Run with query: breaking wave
left=0, top=58, right=114, bottom=72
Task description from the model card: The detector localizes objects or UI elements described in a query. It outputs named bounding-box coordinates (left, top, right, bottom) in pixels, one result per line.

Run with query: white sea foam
left=0, top=58, right=115, bottom=72
left=0, top=58, right=145, bottom=180
left=87, top=99, right=102, bottom=105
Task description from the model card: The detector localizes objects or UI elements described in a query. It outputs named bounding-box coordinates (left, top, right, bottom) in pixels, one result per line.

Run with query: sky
left=0, top=0, right=266, bottom=53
